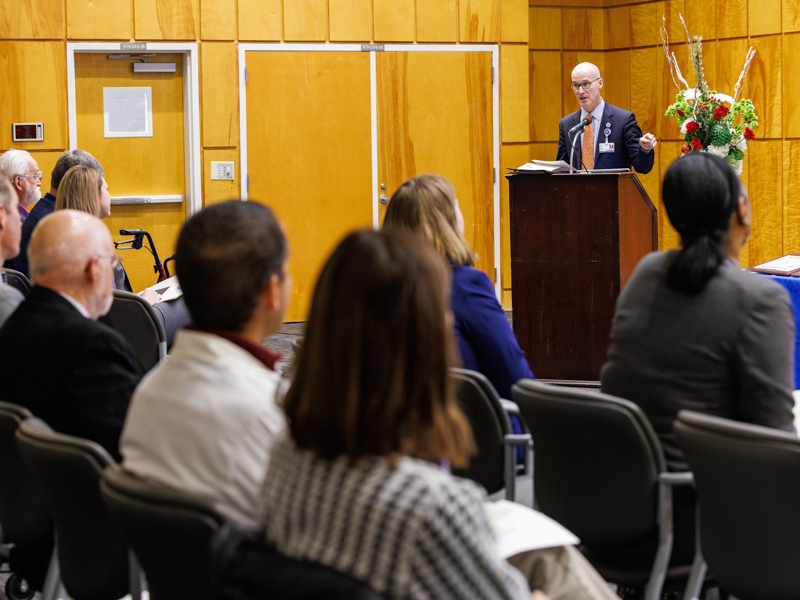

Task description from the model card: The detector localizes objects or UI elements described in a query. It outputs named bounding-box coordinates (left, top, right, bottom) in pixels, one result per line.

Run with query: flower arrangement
left=661, top=15, right=758, bottom=174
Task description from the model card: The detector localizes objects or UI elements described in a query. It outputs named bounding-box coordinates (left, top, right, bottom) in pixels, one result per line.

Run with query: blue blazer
left=557, top=103, right=654, bottom=174
left=451, top=265, right=534, bottom=399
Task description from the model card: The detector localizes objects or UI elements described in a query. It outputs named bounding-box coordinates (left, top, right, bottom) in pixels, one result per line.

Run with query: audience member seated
left=13, top=148, right=103, bottom=276
left=0, top=149, right=41, bottom=224
left=0, top=210, right=143, bottom=460
left=382, top=174, right=533, bottom=399
left=0, top=179, right=23, bottom=325
left=121, top=200, right=289, bottom=523
left=600, top=152, right=795, bottom=566
left=259, top=229, right=617, bottom=600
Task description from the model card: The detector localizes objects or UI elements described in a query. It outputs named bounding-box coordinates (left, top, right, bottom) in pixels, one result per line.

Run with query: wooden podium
left=507, top=172, right=657, bottom=383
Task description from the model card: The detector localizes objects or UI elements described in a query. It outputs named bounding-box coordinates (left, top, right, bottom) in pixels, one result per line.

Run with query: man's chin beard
left=25, top=188, right=42, bottom=208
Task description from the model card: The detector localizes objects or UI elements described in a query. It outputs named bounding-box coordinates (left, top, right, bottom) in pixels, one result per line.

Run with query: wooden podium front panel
left=509, top=173, right=623, bottom=381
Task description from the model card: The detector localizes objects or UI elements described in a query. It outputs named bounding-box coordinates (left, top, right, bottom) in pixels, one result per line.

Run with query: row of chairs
left=509, top=380, right=800, bottom=600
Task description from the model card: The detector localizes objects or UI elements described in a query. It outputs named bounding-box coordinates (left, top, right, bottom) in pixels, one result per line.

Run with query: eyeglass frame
left=568, top=77, right=602, bottom=92
left=91, top=253, right=124, bottom=271
left=15, top=171, right=43, bottom=182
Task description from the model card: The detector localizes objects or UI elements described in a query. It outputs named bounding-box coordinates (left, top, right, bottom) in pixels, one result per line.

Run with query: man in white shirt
left=120, top=200, right=290, bottom=523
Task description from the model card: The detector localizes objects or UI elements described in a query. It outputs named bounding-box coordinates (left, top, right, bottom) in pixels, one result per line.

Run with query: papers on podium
left=141, top=275, right=183, bottom=301
left=513, top=160, right=573, bottom=173
left=484, top=500, right=580, bottom=559
left=751, top=255, right=800, bottom=276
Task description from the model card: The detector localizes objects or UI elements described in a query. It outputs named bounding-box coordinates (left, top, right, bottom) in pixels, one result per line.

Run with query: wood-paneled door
left=241, top=45, right=498, bottom=323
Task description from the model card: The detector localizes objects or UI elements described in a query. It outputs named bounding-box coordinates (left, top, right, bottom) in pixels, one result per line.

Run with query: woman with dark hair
left=260, top=229, right=618, bottom=600
left=382, top=174, right=533, bottom=399
left=602, top=152, right=795, bottom=473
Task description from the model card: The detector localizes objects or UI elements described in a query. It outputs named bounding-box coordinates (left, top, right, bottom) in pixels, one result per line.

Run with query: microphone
left=568, top=118, right=590, bottom=135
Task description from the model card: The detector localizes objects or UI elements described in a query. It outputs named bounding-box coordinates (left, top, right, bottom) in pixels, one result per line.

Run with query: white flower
left=705, top=144, right=731, bottom=159
left=736, top=137, right=747, bottom=152
left=733, top=160, right=743, bottom=175
left=680, top=118, right=694, bottom=135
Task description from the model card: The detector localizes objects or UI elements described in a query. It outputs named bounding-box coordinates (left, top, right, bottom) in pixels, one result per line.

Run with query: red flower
left=691, top=138, right=703, bottom=150
left=714, top=106, right=729, bottom=120
left=677, top=109, right=685, bottom=117
left=744, top=127, right=755, bottom=140
left=681, top=144, right=691, bottom=155
left=685, top=121, right=700, bottom=134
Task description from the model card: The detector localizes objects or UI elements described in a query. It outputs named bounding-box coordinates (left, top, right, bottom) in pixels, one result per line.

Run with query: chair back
left=450, top=368, right=510, bottom=495
left=100, top=465, right=226, bottom=600
left=16, top=418, right=135, bottom=600
left=675, top=410, right=800, bottom=600
left=99, top=290, right=166, bottom=372
left=512, top=380, right=665, bottom=545
left=0, top=404, right=51, bottom=546
left=1, top=268, right=31, bottom=297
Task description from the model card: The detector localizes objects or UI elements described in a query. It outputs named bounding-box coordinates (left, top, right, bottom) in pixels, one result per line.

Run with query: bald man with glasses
left=557, top=62, right=657, bottom=174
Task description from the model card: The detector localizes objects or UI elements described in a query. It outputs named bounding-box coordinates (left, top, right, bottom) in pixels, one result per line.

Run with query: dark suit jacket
left=14, top=192, right=56, bottom=277
left=0, top=286, right=143, bottom=460
left=557, top=103, right=654, bottom=174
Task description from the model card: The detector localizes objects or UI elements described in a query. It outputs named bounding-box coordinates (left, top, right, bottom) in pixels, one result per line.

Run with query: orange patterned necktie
left=582, top=114, right=594, bottom=170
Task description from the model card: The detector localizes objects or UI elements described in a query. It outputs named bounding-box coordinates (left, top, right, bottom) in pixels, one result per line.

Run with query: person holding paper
left=259, top=229, right=618, bottom=600
left=557, top=62, right=656, bottom=174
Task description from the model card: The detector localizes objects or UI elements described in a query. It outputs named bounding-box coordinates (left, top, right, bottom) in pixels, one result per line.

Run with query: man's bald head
left=29, top=210, right=115, bottom=319
left=572, top=62, right=601, bottom=80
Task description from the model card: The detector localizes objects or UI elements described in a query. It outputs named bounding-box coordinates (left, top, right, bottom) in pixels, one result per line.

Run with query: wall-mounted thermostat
left=13, top=123, right=44, bottom=142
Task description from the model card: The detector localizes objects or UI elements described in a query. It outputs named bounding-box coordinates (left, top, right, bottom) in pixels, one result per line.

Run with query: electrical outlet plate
left=210, top=161, right=235, bottom=181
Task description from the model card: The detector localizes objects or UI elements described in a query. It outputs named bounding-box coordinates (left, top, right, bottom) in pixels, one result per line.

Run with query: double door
left=243, top=46, right=497, bottom=322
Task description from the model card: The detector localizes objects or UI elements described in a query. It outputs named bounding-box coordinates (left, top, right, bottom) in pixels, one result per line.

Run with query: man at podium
left=557, top=62, right=657, bottom=174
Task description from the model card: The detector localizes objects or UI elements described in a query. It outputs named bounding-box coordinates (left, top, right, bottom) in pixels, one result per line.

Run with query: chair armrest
left=503, top=433, right=533, bottom=447
left=658, top=471, right=694, bottom=487
left=499, top=399, right=520, bottom=414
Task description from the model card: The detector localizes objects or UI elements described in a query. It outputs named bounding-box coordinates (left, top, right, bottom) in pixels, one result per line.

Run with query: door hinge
left=246, top=173, right=250, bottom=190
left=491, top=66, right=495, bottom=83
left=493, top=167, right=496, bottom=184
left=244, top=66, right=248, bottom=83
left=494, top=267, right=498, bottom=284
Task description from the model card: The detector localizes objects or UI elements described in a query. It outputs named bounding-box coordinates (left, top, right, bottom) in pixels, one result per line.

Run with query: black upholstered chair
left=512, top=380, right=698, bottom=600
left=99, top=290, right=167, bottom=372
left=675, top=410, right=800, bottom=600
left=450, top=368, right=531, bottom=500
left=1, top=268, right=31, bottom=297
left=0, top=403, right=59, bottom=600
left=100, top=465, right=226, bottom=600
left=15, top=418, right=142, bottom=600
left=213, top=521, right=388, bottom=600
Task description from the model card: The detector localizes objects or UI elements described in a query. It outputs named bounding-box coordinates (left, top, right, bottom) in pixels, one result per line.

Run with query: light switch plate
left=210, top=161, right=235, bottom=181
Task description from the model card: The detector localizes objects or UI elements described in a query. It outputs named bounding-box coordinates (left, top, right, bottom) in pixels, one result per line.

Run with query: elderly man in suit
left=0, top=210, right=143, bottom=460
left=557, top=62, right=657, bottom=174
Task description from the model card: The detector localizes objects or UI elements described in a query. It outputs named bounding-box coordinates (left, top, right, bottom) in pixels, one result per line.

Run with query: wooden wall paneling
left=784, top=0, right=800, bottom=33
left=500, top=143, right=530, bottom=302
left=528, top=7, right=561, bottom=50
left=529, top=51, right=562, bottom=142
left=630, top=3, right=657, bottom=48
left=238, top=0, right=281, bottom=41
left=0, top=42, right=67, bottom=151
left=749, top=0, right=781, bottom=36
left=528, top=141, right=557, bottom=162
left=0, top=0, right=64, bottom=39
left=460, top=0, right=500, bottom=42
left=374, top=0, right=414, bottom=42
left=684, top=0, right=716, bottom=41
left=67, top=0, right=132, bottom=40
left=656, top=0, right=687, bottom=44
left=604, top=50, right=631, bottom=112
left=716, top=38, right=749, bottom=100
left=747, top=140, right=783, bottom=264
left=501, top=44, right=530, bottom=143
left=562, top=51, right=604, bottom=116
left=782, top=141, right=800, bottom=255
left=604, top=7, right=630, bottom=50
left=716, top=0, right=747, bottom=39
left=201, top=43, right=239, bottom=148
left=738, top=152, right=751, bottom=264
left=562, top=9, right=603, bottom=50
left=201, top=0, right=237, bottom=40
left=501, top=0, right=528, bottom=43
left=417, top=0, right=458, bottom=42
left=329, top=0, right=372, bottom=42
left=202, top=148, right=240, bottom=206
left=284, top=0, right=327, bottom=41
left=630, top=47, right=658, bottom=141
left=784, top=35, right=800, bottom=138
left=747, top=35, right=781, bottom=139
left=134, top=0, right=199, bottom=39
left=657, top=141, right=682, bottom=251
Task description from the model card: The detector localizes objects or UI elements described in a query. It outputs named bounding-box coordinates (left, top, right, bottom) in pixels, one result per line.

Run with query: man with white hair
left=557, top=62, right=657, bottom=174
left=0, top=178, right=23, bottom=325
left=0, top=210, right=143, bottom=460
left=0, top=149, right=41, bottom=221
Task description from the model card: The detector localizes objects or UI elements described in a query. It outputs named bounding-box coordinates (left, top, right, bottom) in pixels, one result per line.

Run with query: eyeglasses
left=96, top=254, right=123, bottom=270
left=16, top=171, right=42, bottom=182
left=568, top=77, right=601, bottom=92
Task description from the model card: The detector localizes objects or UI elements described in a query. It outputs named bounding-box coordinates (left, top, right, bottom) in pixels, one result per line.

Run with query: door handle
left=380, top=194, right=390, bottom=204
